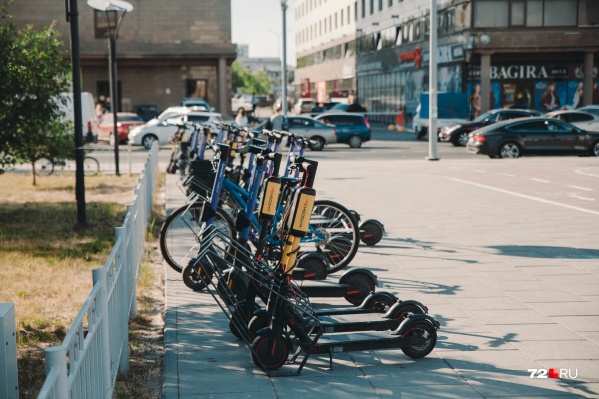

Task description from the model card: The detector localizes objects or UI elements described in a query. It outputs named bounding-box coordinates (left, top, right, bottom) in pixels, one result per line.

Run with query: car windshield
left=119, top=115, right=144, bottom=122
left=330, top=104, right=349, bottom=111
left=472, top=111, right=495, bottom=123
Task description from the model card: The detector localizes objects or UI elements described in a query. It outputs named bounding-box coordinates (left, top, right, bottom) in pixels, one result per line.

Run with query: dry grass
left=0, top=171, right=166, bottom=399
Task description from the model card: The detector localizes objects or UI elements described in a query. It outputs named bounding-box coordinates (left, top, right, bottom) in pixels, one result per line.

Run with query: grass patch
left=0, top=172, right=165, bottom=398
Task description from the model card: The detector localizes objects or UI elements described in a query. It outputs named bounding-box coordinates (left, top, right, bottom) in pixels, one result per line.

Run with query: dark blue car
left=315, top=113, right=371, bottom=148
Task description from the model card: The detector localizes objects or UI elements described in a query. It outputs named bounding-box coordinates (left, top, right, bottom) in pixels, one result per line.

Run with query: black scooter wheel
left=343, top=273, right=376, bottom=305
left=400, top=320, right=437, bottom=359
left=251, top=334, right=289, bottom=372
left=182, top=259, right=213, bottom=291
left=360, top=221, right=384, bottom=246
left=297, top=256, right=329, bottom=280
left=368, top=295, right=397, bottom=312
left=248, top=313, right=269, bottom=340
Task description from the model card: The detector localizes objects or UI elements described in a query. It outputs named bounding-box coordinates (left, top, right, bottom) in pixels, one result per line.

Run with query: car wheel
left=348, top=135, right=363, bottom=148
left=592, top=141, right=599, bottom=157
left=142, top=134, right=158, bottom=150
left=108, top=133, right=115, bottom=147
left=499, top=142, right=521, bottom=159
left=309, top=136, right=325, bottom=151
left=457, top=132, right=469, bottom=147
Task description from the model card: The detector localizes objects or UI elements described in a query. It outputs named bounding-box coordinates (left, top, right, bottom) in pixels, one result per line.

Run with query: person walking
left=235, top=108, right=248, bottom=129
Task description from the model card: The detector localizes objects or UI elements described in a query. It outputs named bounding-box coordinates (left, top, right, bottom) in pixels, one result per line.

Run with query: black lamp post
left=88, top=0, right=133, bottom=176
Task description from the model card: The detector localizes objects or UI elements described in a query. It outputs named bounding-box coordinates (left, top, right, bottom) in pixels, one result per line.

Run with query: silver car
left=286, top=116, right=337, bottom=151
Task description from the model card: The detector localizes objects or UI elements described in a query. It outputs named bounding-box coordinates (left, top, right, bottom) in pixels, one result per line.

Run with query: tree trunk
left=31, top=161, right=36, bottom=186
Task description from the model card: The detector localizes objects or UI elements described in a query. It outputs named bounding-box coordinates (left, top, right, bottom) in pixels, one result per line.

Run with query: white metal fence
left=29, top=143, right=159, bottom=399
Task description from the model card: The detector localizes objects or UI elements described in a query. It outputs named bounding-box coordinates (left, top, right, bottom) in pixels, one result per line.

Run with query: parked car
left=578, top=105, right=599, bottom=117
left=466, top=117, right=599, bottom=159
left=128, top=106, right=222, bottom=149
left=440, top=108, right=541, bottom=146
left=286, top=116, right=337, bottom=151
left=180, top=97, right=215, bottom=112
left=314, top=113, right=370, bottom=148
left=231, top=94, right=253, bottom=114
left=329, top=103, right=349, bottom=112
left=544, top=110, right=599, bottom=132
left=310, top=102, right=340, bottom=115
left=293, top=98, right=316, bottom=114
left=97, top=112, right=145, bottom=145
left=132, top=104, right=162, bottom=122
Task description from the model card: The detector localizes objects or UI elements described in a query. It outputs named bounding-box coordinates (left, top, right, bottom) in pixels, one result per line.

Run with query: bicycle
left=33, top=155, right=100, bottom=176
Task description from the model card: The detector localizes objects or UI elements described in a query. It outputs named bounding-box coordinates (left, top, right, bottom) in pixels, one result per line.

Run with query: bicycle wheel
left=83, top=156, right=100, bottom=176
left=160, top=202, right=235, bottom=272
left=34, top=158, right=54, bottom=176
left=308, top=200, right=360, bottom=273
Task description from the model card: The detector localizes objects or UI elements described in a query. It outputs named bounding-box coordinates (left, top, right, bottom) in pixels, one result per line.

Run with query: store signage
left=399, top=46, right=423, bottom=68
left=468, top=64, right=570, bottom=80
left=301, top=78, right=311, bottom=98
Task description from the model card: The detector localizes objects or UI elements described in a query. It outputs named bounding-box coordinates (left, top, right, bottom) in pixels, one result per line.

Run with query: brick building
left=9, top=0, right=237, bottom=116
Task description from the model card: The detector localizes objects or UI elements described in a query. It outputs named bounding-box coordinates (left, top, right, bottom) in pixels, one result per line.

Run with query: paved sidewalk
left=163, top=157, right=599, bottom=399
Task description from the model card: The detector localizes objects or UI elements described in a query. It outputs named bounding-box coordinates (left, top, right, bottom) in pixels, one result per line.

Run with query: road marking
left=499, top=173, right=516, bottom=177
left=575, top=168, right=599, bottom=178
left=530, top=178, right=550, bottom=183
left=449, top=177, right=599, bottom=216
left=567, top=193, right=595, bottom=201
left=568, top=185, right=593, bottom=191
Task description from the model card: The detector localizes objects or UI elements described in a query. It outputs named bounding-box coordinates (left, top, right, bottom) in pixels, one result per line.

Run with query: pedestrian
left=251, top=93, right=257, bottom=115
left=572, top=82, right=583, bottom=109
left=269, top=106, right=285, bottom=130
left=235, top=108, right=248, bottom=129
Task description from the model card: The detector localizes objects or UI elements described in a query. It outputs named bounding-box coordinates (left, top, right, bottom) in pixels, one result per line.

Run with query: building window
left=335, top=12, right=338, bottom=29
left=474, top=0, right=508, bottom=27
left=527, top=0, right=543, bottom=26
left=349, top=5, right=352, bottom=24
left=379, top=0, right=383, bottom=11
left=361, top=0, right=365, bottom=18
left=388, top=0, right=393, bottom=6
left=370, top=0, right=374, bottom=15
left=341, top=8, right=344, bottom=26
left=543, top=0, right=576, bottom=26
left=510, top=0, right=525, bottom=25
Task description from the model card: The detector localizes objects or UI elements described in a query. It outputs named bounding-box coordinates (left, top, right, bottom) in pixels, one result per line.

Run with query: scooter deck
left=311, top=330, right=406, bottom=355
left=293, top=280, right=356, bottom=297
left=318, top=313, right=399, bottom=333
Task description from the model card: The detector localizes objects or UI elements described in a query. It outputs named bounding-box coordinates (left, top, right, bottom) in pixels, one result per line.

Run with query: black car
left=132, top=104, right=162, bottom=122
left=315, top=113, right=371, bottom=148
left=466, top=117, right=599, bottom=159
left=440, top=108, right=541, bottom=147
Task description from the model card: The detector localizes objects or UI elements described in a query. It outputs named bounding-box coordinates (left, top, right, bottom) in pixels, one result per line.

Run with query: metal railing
left=35, top=142, right=159, bottom=399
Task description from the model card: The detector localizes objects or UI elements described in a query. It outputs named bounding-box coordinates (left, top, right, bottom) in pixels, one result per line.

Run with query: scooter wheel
left=400, top=320, right=437, bottom=359
left=251, top=334, right=289, bottom=372
left=360, top=221, right=384, bottom=246
left=248, top=313, right=269, bottom=340
left=182, top=259, right=213, bottom=291
left=343, top=273, right=376, bottom=305
left=368, top=295, right=397, bottom=312
left=297, top=256, right=329, bottom=280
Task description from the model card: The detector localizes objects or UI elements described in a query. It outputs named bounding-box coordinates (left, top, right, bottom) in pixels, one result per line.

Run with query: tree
left=231, top=60, right=271, bottom=94
left=0, top=1, right=72, bottom=184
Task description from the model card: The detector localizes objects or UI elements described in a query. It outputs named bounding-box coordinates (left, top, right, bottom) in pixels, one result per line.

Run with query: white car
left=578, top=105, right=599, bottom=118
left=128, top=106, right=222, bottom=149
left=544, top=110, right=599, bottom=132
left=231, top=94, right=253, bottom=113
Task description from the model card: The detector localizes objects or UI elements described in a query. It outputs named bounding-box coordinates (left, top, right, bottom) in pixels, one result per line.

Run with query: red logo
left=399, top=46, right=423, bottom=69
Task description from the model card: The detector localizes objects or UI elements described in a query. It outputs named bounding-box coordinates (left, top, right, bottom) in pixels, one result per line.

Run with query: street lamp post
left=280, top=0, right=288, bottom=117
left=88, top=0, right=133, bottom=176
left=427, top=0, right=439, bottom=161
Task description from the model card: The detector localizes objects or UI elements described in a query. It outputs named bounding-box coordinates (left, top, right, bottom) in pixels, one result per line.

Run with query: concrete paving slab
left=525, top=301, right=599, bottom=317
left=374, top=384, right=484, bottom=399
left=466, top=309, right=553, bottom=326
left=537, top=360, right=599, bottom=385
left=488, top=323, right=588, bottom=342
left=509, top=340, right=599, bottom=361
left=446, top=296, right=529, bottom=311
left=548, top=316, right=599, bottom=332
left=507, top=290, right=587, bottom=304
left=270, top=374, right=374, bottom=399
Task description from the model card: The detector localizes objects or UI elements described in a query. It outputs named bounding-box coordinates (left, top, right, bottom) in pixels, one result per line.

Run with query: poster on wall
left=466, top=82, right=501, bottom=120
left=534, top=81, right=567, bottom=112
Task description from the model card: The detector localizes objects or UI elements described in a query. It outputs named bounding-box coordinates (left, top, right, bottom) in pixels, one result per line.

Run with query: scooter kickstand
left=328, top=348, right=334, bottom=370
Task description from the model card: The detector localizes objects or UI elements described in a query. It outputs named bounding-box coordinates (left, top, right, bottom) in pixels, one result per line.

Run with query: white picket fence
left=31, top=143, right=159, bottom=399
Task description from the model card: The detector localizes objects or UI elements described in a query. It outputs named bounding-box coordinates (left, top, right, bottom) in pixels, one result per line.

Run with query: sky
left=231, top=0, right=296, bottom=65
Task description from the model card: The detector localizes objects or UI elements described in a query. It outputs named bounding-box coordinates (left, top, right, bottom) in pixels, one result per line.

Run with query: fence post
left=115, top=227, right=130, bottom=375
left=92, top=268, right=113, bottom=399
left=44, top=347, right=68, bottom=399
left=0, top=303, right=18, bottom=399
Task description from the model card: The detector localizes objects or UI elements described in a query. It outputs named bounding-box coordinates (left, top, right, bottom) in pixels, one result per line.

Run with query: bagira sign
left=468, top=64, right=571, bottom=80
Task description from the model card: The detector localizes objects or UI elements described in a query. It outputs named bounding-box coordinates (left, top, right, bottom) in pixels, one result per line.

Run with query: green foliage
left=0, top=1, right=72, bottom=182
left=231, top=60, right=271, bottom=95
